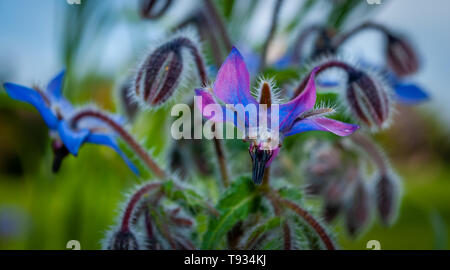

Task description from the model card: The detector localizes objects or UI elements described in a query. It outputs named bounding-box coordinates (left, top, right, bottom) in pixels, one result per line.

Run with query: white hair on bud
left=357, top=64, right=396, bottom=132
left=251, top=76, right=286, bottom=104
left=129, top=26, right=207, bottom=111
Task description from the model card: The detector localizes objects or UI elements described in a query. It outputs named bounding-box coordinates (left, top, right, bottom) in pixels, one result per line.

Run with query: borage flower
left=3, top=71, right=139, bottom=175
left=195, top=48, right=359, bottom=184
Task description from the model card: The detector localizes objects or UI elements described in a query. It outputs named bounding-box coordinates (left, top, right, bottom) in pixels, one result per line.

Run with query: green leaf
left=201, top=176, right=260, bottom=249
left=162, top=180, right=211, bottom=214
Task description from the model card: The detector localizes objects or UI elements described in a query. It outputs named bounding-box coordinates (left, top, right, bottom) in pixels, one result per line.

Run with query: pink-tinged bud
left=304, top=142, right=342, bottom=195
left=346, top=70, right=391, bottom=130
left=105, top=229, right=140, bottom=250
left=133, top=36, right=205, bottom=107
left=134, top=42, right=183, bottom=106
left=345, top=180, right=370, bottom=236
left=376, top=173, right=398, bottom=225
left=386, top=34, right=419, bottom=77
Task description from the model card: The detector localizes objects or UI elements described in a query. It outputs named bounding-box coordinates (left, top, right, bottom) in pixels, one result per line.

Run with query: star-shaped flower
left=3, top=71, right=139, bottom=175
left=195, top=48, right=359, bottom=184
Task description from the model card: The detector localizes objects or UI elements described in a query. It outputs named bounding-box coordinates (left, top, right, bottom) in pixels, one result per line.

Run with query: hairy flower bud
left=346, top=69, right=391, bottom=130
left=376, top=173, right=398, bottom=225
left=386, top=34, right=419, bottom=77
left=134, top=43, right=183, bottom=106
left=105, top=229, right=141, bottom=250
left=304, top=141, right=343, bottom=196
left=345, top=180, right=370, bottom=236
left=133, top=36, right=205, bottom=107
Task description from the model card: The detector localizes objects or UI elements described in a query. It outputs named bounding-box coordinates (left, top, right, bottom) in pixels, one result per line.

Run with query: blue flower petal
left=394, top=83, right=429, bottom=105
left=285, top=117, right=359, bottom=137
left=46, top=70, right=65, bottom=100
left=57, top=121, right=90, bottom=156
left=3, top=83, right=59, bottom=129
left=85, top=133, right=140, bottom=176
left=317, top=79, right=340, bottom=88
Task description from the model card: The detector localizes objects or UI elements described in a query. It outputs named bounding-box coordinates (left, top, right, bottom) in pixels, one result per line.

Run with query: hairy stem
left=203, top=0, right=233, bottom=52
left=70, top=110, right=166, bottom=179
left=290, top=24, right=323, bottom=65
left=177, top=37, right=208, bottom=87
left=280, top=198, right=335, bottom=250
left=265, top=191, right=292, bottom=250
left=120, top=182, right=162, bottom=232
left=213, top=136, right=230, bottom=187
left=332, top=21, right=391, bottom=49
left=350, top=133, right=388, bottom=174
left=291, top=60, right=354, bottom=99
left=259, top=0, right=284, bottom=71
left=183, top=35, right=231, bottom=187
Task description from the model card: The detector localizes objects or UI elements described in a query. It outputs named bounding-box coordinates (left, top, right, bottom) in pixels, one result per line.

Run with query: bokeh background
left=0, top=0, right=449, bottom=249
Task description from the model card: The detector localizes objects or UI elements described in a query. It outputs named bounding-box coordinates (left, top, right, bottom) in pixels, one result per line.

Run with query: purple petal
left=3, top=82, right=59, bottom=129
left=195, top=88, right=247, bottom=128
left=279, top=68, right=318, bottom=131
left=46, top=70, right=65, bottom=100
left=213, top=47, right=257, bottom=106
left=284, top=117, right=359, bottom=137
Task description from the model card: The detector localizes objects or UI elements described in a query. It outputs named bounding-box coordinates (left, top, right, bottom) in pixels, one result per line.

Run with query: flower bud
left=134, top=41, right=183, bottom=106
left=105, top=229, right=140, bottom=250
left=376, top=173, right=398, bottom=225
left=345, top=180, right=370, bottom=236
left=133, top=36, right=204, bottom=107
left=386, top=34, right=419, bottom=77
left=119, top=81, right=139, bottom=121
left=346, top=69, right=391, bottom=130
left=304, top=141, right=342, bottom=195
left=139, top=0, right=173, bottom=19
